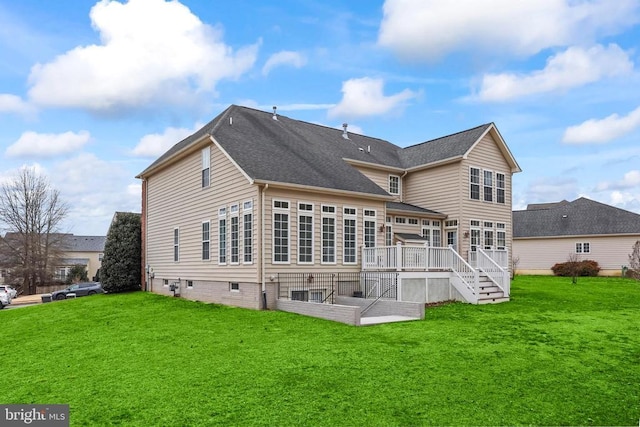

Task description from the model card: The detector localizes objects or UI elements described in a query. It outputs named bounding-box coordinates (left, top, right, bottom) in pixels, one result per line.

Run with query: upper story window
left=496, top=173, right=505, bottom=204
left=395, top=217, right=406, bottom=224
left=483, top=170, right=493, bottom=202
left=201, top=147, right=210, bottom=188
left=389, top=175, right=400, bottom=195
left=408, top=218, right=418, bottom=225
left=470, top=167, right=480, bottom=200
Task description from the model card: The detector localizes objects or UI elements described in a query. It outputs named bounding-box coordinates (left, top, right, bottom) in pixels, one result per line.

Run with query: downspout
left=261, top=183, right=269, bottom=309
left=400, top=170, right=408, bottom=202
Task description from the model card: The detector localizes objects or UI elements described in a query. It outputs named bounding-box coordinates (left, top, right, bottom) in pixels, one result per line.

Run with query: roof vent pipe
left=367, top=145, right=370, bottom=153
left=229, top=116, right=233, bottom=126
left=342, top=123, right=349, bottom=139
left=272, top=106, right=278, bottom=120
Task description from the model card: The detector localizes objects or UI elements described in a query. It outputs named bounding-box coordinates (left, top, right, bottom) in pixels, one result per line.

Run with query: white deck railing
left=468, top=249, right=509, bottom=269
left=362, top=243, right=458, bottom=271
left=476, top=249, right=510, bottom=296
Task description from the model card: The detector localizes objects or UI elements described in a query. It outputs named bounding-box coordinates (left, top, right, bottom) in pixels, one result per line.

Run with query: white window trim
left=230, top=206, right=240, bottom=265
left=483, top=169, right=494, bottom=203
left=469, top=166, right=481, bottom=201
left=576, top=242, right=591, bottom=254
left=243, top=203, right=253, bottom=264
left=321, top=204, right=336, bottom=265
left=388, top=174, right=400, bottom=195
left=298, top=202, right=315, bottom=265
left=202, top=220, right=210, bottom=261
left=173, top=227, right=180, bottom=262
left=218, top=208, right=227, bottom=265
left=273, top=199, right=291, bottom=264
left=201, top=147, right=211, bottom=188
left=363, top=209, right=377, bottom=249
left=496, top=173, right=506, bottom=204
left=343, top=207, right=358, bottom=265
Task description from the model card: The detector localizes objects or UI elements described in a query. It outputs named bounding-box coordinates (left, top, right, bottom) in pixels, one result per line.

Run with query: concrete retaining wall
left=276, top=300, right=361, bottom=325
left=336, top=296, right=424, bottom=319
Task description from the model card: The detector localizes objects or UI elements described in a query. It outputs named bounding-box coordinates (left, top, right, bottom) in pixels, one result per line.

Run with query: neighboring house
left=137, top=105, right=521, bottom=313
left=55, top=235, right=106, bottom=282
left=0, top=233, right=105, bottom=288
left=513, top=198, right=640, bottom=276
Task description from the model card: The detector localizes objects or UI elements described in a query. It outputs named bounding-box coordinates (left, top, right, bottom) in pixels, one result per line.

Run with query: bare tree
left=629, top=240, right=640, bottom=280
left=567, top=253, right=580, bottom=284
left=511, top=255, right=520, bottom=279
left=0, top=168, right=69, bottom=294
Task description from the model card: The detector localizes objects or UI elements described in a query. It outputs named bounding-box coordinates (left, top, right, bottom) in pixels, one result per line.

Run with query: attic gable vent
left=342, top=123, right=349, bottom=139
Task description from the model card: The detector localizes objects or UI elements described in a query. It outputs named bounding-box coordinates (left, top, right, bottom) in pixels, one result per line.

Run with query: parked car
left=0, top=291, right=10, bottom=309
left=51, top=282, right=104, bottom=300
left=0, top=285, right=17, bottom=299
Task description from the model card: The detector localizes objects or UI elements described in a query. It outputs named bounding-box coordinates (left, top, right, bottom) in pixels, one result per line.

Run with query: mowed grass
left=2, top=276, right=639, bottom=426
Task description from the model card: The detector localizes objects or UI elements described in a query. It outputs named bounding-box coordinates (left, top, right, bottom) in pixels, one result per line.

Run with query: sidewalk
left=10, top=294, right=44, bottom=305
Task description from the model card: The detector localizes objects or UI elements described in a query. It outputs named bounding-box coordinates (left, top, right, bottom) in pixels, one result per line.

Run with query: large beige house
left=513, top=198, right=640, bottom=276
left=137, top=105, right=521, bottom=314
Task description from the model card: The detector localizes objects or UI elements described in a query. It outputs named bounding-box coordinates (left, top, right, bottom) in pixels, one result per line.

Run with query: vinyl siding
left=145, top=141, right=259, bottom=287
left=514, top=234, right=640, bottom=275
left=63, top=250, right=102, bottom=280
left=404, top=133, right=514, bottom=264
left=353, top=165, right=401, bottom=201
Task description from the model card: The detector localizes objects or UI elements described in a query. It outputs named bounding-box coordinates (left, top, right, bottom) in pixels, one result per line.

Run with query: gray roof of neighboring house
left=395, top=233, right=428, bottom=241
left=65, top=235, right=106, bottom=252
left=513, top=197, right=640, bottom=238
left=138, top=105, right=509, bottom=197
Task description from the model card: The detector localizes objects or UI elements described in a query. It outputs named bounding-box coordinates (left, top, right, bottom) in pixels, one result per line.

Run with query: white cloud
left=475, top=44, right=633, bottom=102
left=328, top=77, right=417, bottom=119
left=51, top=153, right=141, bottom=234
left=563, top=106, right=640, bottom=144
left=262, top=51, right=306, bottom=76
left=0, top=94, right=35, bottom=116
left=378, top=0, right=640, bottom=61
left=132, top=123, right=202, bottom=157
left=524, top=176, right=579, bottom=204
left=27, top=0, right=259, bottom=112
left=595, top=170, right=640, bottom=191
left=6, top=131, right=91, bottom=158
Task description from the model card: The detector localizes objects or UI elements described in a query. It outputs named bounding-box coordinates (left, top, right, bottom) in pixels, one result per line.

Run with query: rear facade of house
left=137, top=105, right=521, bottom=310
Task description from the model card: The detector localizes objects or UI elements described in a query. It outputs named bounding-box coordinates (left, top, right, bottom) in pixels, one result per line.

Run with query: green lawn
left=2, top=276, right=639, bottom=426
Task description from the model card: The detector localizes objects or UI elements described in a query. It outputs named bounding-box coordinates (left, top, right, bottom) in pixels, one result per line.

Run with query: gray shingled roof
left=395, top=233, right=428, bottom=241
left=513, top=197, right=640, bottom=238
left=400, top=124, right=492, bottom=168
left=65, top=235, right=106, bottom=252
left=386, top=202, right=445, bottom=217
left=138, top=105, right=500, bottom=198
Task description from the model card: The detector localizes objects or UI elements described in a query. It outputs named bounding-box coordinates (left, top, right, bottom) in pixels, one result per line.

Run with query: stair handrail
left=361, top=285, right=395, bottom=316
left=447, top=246, right=478, bottom=303
left=476, top=248, right=509, bottom=296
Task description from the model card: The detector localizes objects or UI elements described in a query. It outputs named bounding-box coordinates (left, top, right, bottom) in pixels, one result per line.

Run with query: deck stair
left=476, top=273, right=509, bottom=304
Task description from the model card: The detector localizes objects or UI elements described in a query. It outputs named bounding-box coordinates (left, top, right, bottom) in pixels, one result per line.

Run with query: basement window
left=230, top=282, right=240, bottom=292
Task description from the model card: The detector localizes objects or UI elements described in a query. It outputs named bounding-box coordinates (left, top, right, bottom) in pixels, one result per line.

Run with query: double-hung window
left=173, top=228, right=179, bottom=262
left=321, top=205, right=336, bottom=264
left=389, top=175, right=400, bottom=195
left=202, top=221, right=210, bottom=260
left=496, top=173, right=505, bottom=204
left=201, top=147, right=210, bottom=188
left=298, top=203, right=314, bottom=264
left=483, top=170, right=493, bottom=202
left=273, top=200, right=290, bottom=263
left=243, top=201, right=253, bottom=264
left=364, top=209, right=376, bottom=248
left=218, top=208, right=227, bottom=264
left=230, top=204, right=239, bottom=264
left=343, top=207, right=357, bottom=264
left=496, top=223, right=506, bottom=250
left=470, top=167, right=480, bottom=200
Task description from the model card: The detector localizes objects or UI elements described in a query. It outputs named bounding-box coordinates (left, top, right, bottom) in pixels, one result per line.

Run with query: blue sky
left=1, top=0, right=640, bottom=236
